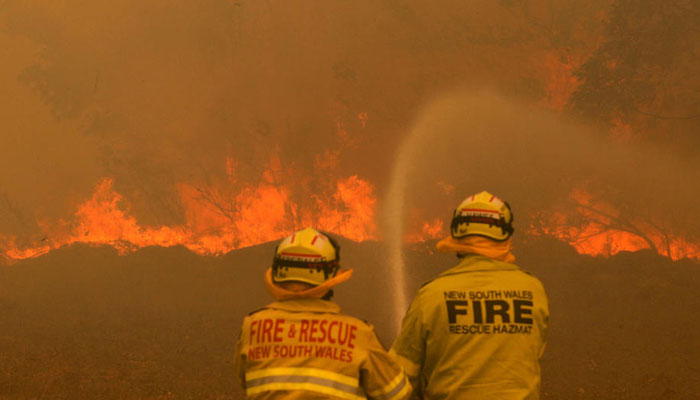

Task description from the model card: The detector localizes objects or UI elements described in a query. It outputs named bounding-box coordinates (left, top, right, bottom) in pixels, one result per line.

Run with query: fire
left=405, top=218, right=445, bottom=243
left=4, top=168, right=697, bottom=263
left=1, top=161, right=378, bottom=263
left=531, top=189, right=700, bottom=260
left=317, top=176, right=376, bottom=242
left=2, top=179, right=187, bottom=261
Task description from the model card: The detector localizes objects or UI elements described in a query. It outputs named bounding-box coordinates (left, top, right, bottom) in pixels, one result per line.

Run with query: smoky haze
left=387, top=90, right=700, bottom=243
left=0, top=0, right=698, bottom=250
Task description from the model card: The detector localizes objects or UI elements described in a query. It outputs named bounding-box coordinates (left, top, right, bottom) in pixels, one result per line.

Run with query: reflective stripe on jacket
left=391, top=255, right=549, bottom=400
left=235, top=298, right=411, bottom=400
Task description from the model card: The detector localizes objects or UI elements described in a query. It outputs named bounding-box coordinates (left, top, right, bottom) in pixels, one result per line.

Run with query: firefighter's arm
left=233, top=319, right=248, bottom=389
left=233, top=339, right=246, bottom=388
left=360, top=326, right=412, bottom=400
left=390, top=299, right=426, bottom=395
left=538, top=287, right=550, bottom=359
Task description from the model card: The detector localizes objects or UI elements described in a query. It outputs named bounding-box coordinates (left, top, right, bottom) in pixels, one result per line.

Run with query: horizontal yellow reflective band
left=367, top=371, right=405, bottom=398
left=391, top=380, right=412, bottom=400
left=389, top=350, right=421, bottom=377
left=247, top=382, right=365, bottom=400
left=246, top=367, right=358, bottom=387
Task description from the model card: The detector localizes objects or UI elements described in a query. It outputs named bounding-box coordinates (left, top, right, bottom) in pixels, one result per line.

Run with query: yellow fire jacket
left=391, top=255, right=549, bottom=400
left=235, top=298, right=412, bottom=400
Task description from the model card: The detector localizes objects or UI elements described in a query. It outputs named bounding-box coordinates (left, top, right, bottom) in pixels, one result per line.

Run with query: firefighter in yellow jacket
left=391, top=191, right=549, bottom=399
left=234, top=227, right=411, bottom=400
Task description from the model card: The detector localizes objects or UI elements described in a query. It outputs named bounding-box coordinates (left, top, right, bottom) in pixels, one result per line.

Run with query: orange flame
left=405, top=218, right=445, bottom=243
left=2, top=179, right=187, bottom=260
left=4, top=172, right=698, bottom=262
left=1, top=161, right=377, bottom=263
left=317, top=176, right=376, bottom=241
left=531, top=189, right=700, bottom=260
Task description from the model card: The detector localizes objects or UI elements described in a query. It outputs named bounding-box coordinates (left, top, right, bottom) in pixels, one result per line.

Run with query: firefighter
left=391, top=191, right=549, bottom=399
left=234, top=227, right=411, bottom=400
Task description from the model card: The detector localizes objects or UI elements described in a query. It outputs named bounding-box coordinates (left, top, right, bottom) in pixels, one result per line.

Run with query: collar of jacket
left=438, top=254, right=520, bottom=277
left=265, top=298, right=342, bottom=314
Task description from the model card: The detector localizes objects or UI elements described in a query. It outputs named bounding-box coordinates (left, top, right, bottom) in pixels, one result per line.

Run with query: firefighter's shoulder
left=246, top=306, right=271, bottom=317
left=417, top=274, right=454, bottom=295
left=514, top=263, right=539, bottom=278
left=335, top=312, right=374, bottom=330
left=512, top=266, right=547, bottom=289
left=335, top=313, right=391, bottom=349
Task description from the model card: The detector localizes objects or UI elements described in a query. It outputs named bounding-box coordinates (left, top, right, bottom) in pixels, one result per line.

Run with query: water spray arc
left=385, top=116, right=435, bottom=332
left=385, top=154, right=409, bottom=332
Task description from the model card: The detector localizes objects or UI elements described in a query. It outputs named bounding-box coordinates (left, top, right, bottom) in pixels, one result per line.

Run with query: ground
left=0, top=239, right=698, bottom=399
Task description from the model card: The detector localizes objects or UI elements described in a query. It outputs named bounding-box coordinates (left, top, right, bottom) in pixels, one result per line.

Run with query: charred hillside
left=0, top=240, right=698, bottom=399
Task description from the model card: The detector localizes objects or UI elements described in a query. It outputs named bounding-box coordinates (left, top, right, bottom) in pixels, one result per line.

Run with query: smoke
left=1, top=0, right=697, bottom=253
left=393, top=90, right=700, bottom=235
left=0, top=0, right=616, bottom=240
left=384, top=89, right=700, bottom=323
left=0, top=1, right=366, bottom=232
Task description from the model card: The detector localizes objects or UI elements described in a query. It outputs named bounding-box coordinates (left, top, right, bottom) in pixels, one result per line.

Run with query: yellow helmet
left=271, top=227, right=341, bottom=286
left=450, top=191, right=514, bottom=241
